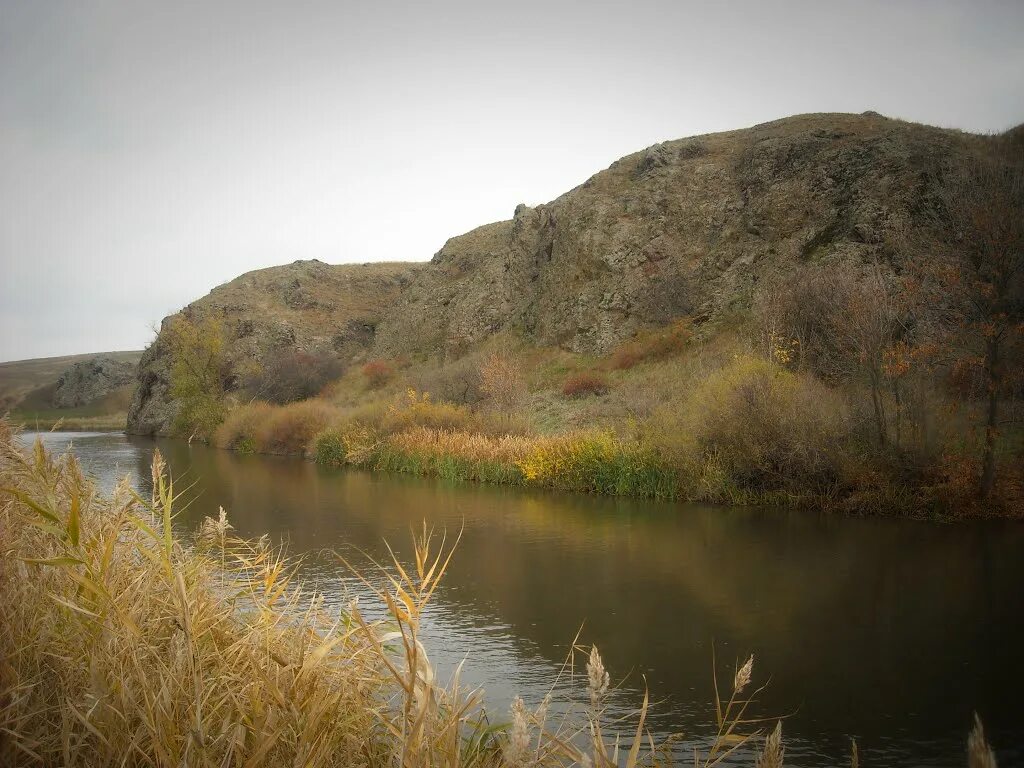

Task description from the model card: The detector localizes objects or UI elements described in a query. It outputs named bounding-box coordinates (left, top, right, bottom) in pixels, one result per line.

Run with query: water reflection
left=22, top=432, right=1024, bottom=767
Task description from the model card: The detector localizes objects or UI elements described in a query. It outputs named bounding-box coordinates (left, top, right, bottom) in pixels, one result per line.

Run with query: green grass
left=8, top=408, right=128, bottom=431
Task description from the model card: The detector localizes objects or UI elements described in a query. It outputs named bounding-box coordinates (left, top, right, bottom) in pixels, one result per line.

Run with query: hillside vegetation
left=127, top=112, right=1023, bottom=514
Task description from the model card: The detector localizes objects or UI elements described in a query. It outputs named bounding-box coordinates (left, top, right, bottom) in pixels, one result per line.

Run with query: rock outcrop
left=127, top=260, right=422, bottom=435
left=53, top=356, right=136, bottom=408
left=373, top=112, right=988, bottom=355
left=129, top=112, right=1006, bottom=435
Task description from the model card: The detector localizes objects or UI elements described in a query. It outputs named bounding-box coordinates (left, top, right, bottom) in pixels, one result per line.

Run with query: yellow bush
left=256, top=399, right=340, bottom=455
left=212, top=401, right=275, bottom=451
left=380, top=389, right=476, bottom=434
left=516, top=431, right=677, bottom=497
left=645, top=355, right=851, bottom=495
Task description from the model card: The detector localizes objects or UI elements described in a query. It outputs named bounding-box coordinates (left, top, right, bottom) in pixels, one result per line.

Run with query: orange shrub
left=561, top=373, right=610, bottom=398
left=608, top=319, right=691, bottom=370
left=361, top=360, right=393, bottom=389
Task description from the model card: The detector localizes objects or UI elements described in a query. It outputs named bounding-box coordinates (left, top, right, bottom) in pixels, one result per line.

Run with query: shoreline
left=113, top=426, right=1022, bottom=521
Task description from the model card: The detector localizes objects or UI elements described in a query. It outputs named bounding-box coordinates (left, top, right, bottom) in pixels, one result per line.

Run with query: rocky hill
left=53, top=356, right=136, bottom=408
left=128, top=111, right=1004, bottom=435
left=1, top=351, right=142, bottom=413
left=373, top=112, right=990, bottom=356
left=128, top=260, right=422, bottom=434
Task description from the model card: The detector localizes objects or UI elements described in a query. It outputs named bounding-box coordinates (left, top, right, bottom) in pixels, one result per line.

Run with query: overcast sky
left=1, top=0, right=1022, bottom=361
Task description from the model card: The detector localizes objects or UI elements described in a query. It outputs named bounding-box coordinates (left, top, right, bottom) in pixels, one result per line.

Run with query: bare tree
left=929, top=146, right=1024, bottom=497
left=478, top=352, right=526, bottom=414
left=829, top=262, right=909, bottom=447
left=756, top=261, right=910, bottom=447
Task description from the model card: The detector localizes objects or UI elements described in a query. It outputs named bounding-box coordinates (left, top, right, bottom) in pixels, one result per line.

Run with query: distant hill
left=0, top=354, right=142, bottom=415
left=1, top=351, right=143, bottom=430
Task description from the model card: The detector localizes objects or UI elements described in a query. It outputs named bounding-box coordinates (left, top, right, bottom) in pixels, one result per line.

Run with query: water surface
left=24, top=431, right=1024, bottom=767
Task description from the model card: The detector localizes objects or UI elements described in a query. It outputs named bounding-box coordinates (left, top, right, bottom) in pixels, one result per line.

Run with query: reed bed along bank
left=207, top=364, right=1023, bottom=517
left=215, top=391, right=682, bottom=500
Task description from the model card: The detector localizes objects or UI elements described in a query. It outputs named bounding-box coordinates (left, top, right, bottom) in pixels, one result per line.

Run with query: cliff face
left=128, top=112, right=993, bottom=435
left=373, top=112, right=982, bottom=356
left=127, top=260, right=422, bottom=435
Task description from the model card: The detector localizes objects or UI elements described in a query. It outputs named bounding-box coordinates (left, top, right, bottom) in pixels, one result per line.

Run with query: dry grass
left=214, top=400, right=338, bottom=455
left=0, top=424, right=386, bottom=765
left=7, top=411, right=129, bottom=432
left=212, top=400, right=276, bottom=450
left=607, top=320, right=691, bottom=371
left=388, top=425, right=536, bottom=466
left=257, top=399, right=338, bottom=455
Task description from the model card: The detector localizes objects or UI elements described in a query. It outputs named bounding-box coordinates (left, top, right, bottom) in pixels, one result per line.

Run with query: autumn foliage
left=360, top=359, right=393, bottom=389
left=562, top=372, right=610, bottom=398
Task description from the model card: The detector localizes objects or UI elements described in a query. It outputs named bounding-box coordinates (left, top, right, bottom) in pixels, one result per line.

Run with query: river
left=22, top=431, right=1024, bottom=767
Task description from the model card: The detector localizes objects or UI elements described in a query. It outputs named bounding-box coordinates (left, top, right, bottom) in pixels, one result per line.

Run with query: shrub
left=313, top=429, right=347, bottom=467
left=411, top=357, right=484, bottom=406
left=243, top=349, right=344, bottom=404
left=256, top=399, right=339, bottom=455
left=644, top=355, right=851, bottom=497
left=360, top=360, right=393, bottom=389
left=608, top=319, right=691, bottom=370
left=478, top=352, right=526, bottom=413
left=213, top=401, right=275, bottom=450
left=561, top=372, right=610, bottom=398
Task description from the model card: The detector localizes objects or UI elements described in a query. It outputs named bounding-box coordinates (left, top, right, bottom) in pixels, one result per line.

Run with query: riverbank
left=138, top=318, right=1022, bottom=518
left=4, top=425, right=1014, bottom=766
left=205, top=383, right=1023, bottom=519
left=8, top=409, right=127, bottom=431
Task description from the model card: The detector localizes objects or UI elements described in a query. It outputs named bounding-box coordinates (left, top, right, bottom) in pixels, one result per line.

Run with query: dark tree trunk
left=979, top=335, right=1001, bottom=499
left=892, top=378, right=902, bottom=449
left=869, top=368, right=888, bottom=447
